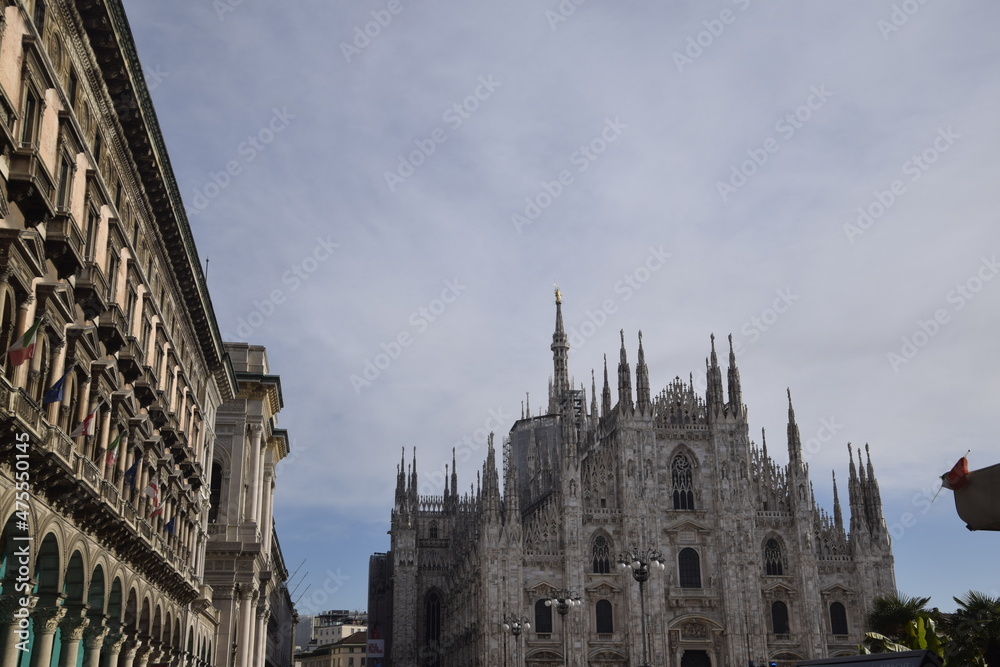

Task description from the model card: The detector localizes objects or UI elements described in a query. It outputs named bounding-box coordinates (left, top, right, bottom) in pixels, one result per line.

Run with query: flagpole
left=932, top=450, right=971, bottom=502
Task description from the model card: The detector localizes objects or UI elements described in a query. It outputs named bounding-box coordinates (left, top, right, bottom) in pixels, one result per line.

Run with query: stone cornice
left=75, top=0, right=234, bottom=401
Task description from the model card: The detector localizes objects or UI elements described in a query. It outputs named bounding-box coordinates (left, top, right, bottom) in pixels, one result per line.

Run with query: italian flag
left=4, top=318, right=42, bottom=367
left=105, top=432, right=123, bottom=467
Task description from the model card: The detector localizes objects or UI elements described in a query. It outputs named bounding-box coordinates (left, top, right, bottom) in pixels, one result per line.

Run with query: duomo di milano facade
left=0, top=3, right=295, bottom=667
left=373, top=294, right=896, bottom=667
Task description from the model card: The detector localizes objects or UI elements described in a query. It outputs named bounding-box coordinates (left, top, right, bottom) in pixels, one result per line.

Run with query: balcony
left=7, top=146, right=56, bottom=225
left=98, top=305, right=128, bottom=355
left=117, top=337, right=144, bottom=384
left=146, top=401, right=169, bottom=430
left=133, top=366, right=158, bottom=407
left=75, top=260, right=109, bottom=320
left=45, top=212, right=86, bottom=279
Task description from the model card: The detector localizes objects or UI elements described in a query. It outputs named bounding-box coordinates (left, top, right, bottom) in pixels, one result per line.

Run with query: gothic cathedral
left=370, top=293, right=895, bottom=667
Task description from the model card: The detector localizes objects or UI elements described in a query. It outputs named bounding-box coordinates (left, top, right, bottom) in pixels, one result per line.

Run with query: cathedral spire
left=761, top=427, right=768, bottom=459
left=550, top=287, right=570, bottom=413
left=617, top=330, right=633, bottom=413
left=786, top=388, right=803, bottom=465
left=591, top=369, right=598, bottom=424
left=451, top=447, right=458, bottom=499
left=636, top=331, right=651, bottom=414
left=706, top=334, right=724, bottom=417
left=503, top=436, right=520, bottom=521
left=602, top=354, right=612, bottom=418
left=727, top=334, right=743, bottom=417
left=409, top=448, right=418, bottom=501
left=395, top=447, right=406, bottom=506
left=832, top=470, right=844, bottom=534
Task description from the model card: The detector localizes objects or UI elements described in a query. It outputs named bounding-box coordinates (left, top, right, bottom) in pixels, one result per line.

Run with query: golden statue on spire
left=554, top=284, right=562, bottom=304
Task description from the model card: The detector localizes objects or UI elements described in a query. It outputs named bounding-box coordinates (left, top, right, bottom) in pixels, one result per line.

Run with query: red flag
left=70, top=405, right=100, bottom=437
left=942, top=456, right=970, bottom=491
left=4, top=318, right=42, bottom=367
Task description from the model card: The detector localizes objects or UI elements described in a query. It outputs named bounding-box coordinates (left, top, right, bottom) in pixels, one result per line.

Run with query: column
left=251, top=605, right=267, bottom=667
left=245, top=425, right=263, bottom=524
left=96, top=410, right=113, bottom=478
left=133, top=642, right=154, bottom=667
left=0, top=595, right=35, bottom=667
left=118, top=638, right=142, bottom=667
left=243, top=596, right=257, bottom=667
left=57, top=614, right=90, bottom=667
left=100, top=632, right=127, bottom=667
left=234, top=587, right=255, bottom=667
left=82, top=625, right=110, bottom=667
left=28, top=606, right=67, bottom=667
left=260, top=475, right=274, bottom=558
left=12, top=299, right=32, bottom=389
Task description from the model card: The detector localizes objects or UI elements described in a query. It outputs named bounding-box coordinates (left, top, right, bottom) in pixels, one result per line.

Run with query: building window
left=592, top=534, right=611, bottom=574
left=672, top=454, right=694, bottom=509
left=21, top=91, right=41, bottom=146
left=56, top=157, right=73, bottom=209
left=424, top=591, right=441, bottom=647
left=208, top=462, right=223, bottom=523
left=771, top=601, right=790, bottom=635
left=93, top=130, right=103, bottom=166
left=678, top=548, right=701, bottom=588
left=68, top=68, right=78, bottom=109
left=429, top=521, right=438, bottom=539
left=764, top=538, right=784, bottom=576
left=32, top=0, right=46, bottom=33
left=534, top=599, right=552, bottom=634
left=830, top=602, right=848, bottom=635
left=595, top=600, right=613, bottom=634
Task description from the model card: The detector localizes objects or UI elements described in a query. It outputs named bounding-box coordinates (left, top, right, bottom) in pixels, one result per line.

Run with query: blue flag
left=42, top=366, right=73, bottom=405
left=124, top=459, right=139, bottom=489
left=164, top=516, right=176, bottom=535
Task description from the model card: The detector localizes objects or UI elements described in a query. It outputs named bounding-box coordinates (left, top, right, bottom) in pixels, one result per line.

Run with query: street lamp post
left=501, top=613, right=531, bottom=667
left=544, top=590, right=581, bottom=665
left=618, top=548, right=666, bottom=667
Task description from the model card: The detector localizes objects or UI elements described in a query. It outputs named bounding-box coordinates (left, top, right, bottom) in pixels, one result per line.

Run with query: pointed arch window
left=429, top=521, right=438, bottom=539
left=771, top=600, right=790, bottom=635
left=678, top=548, right=702, bottom=588
left=764, top=538, right=784, bottom=576
left=425, top=591, right=442, bottom=649
left=830, top=602, right=848, bottom=635
left=592, top=534, right=611, bottom=574
left=672, top=454, right=694, bottom=509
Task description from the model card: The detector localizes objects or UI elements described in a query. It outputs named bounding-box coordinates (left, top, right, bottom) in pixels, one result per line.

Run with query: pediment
left=525, top=580, right=560, bottom=595
left=66, top=324, right=103, bottom=365
left=821, top=583, right=853, bottom=597
left=585, top=581, right=622, bottom=597
left=665, top=519, right=711, bottom=535
left=36, top=281, right=77, bottom=327
left=762, top=581, right=796, bottom=598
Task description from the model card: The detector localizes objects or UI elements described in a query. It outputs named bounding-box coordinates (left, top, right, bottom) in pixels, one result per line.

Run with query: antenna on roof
left=204, top=257, right=209, bottom=280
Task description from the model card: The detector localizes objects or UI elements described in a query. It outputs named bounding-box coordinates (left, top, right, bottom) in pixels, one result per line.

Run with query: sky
left=121, top=1, right=999, bottom=615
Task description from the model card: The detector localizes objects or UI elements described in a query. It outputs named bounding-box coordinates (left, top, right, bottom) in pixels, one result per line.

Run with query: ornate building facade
left=0, top=3, right=294, bottom=667
left=373, top=295, right=895, bottom=667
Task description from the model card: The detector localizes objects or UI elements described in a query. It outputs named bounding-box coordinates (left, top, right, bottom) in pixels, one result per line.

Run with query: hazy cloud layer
left=126, top=0, right=1000, bottom=611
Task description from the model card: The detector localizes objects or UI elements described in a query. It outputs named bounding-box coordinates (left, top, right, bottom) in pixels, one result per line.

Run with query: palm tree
left=945, top=591, right=1000, bottom=667
left=866, top=591, right=933, bottom=641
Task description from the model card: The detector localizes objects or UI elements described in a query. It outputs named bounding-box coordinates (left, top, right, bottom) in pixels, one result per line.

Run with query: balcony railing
left=45, top=211, right=86, bottom=279
left=7, top=145, right=56, bottom=224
